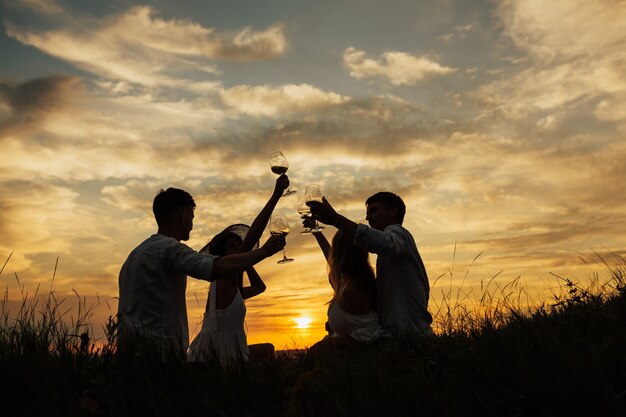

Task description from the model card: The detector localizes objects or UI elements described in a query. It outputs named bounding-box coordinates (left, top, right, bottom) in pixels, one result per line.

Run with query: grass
left=1, top=251, right=626, bottom=416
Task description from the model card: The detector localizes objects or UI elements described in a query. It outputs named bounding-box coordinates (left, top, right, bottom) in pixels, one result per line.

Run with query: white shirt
left=354, top=224, right=432, bottom=337
left=118, top=234, right=217, bottom=356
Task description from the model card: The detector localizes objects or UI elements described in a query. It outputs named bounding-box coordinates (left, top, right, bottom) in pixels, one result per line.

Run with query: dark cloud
left=260, top=97, right=441, bottom=152
left=0, top=75, right=80, bottom=134
left=178, top=95, right=454, bottom=166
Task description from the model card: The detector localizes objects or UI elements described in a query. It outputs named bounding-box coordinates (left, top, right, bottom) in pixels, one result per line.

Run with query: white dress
left=188, top=282, right=249, bottom=364
left=327, top=301, right=391, bottom=343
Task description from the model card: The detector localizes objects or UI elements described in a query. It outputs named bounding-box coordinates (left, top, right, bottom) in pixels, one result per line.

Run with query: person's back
left=326, top=275, right=386, bottom=342
left=337, top=278, right=375, bottom=315
left=324, top=231, right=390, bottom=342
left=366, top=224, right=432, bottom=336
left=119, top=233, right=208, bottom=356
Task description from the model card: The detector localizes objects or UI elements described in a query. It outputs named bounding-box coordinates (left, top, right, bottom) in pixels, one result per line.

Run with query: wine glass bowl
left=304, top=184, right=323, bottom=203
left=297, top=196, right=312, bottom=234
left=269, top=151, right=296, bottom=196
left=269, top=214, right=294, bottom=264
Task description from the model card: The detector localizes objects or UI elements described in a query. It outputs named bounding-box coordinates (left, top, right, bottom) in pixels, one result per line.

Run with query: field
left=1, top=253, right=625, bottom=417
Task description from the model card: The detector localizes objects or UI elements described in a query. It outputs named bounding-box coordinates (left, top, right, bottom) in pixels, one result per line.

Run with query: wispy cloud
left=5, top=5, right=288, bottom=87
left=439, top=22, right=476, bottom=44
left=343, top=47, right=456, bottom=85
left=221, top=84, right=348, bottom=117
left=11, top=0, right=64, bottom=14
left=475, top=0, right=626, bottom=122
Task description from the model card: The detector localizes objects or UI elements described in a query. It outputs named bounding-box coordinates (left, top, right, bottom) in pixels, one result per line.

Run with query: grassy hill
left=1, top=258, right=625, bottom=416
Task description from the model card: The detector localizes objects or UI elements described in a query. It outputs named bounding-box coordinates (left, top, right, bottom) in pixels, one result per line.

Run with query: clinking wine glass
left=297, top=196, right=312, bottom=234
left=269, top=214, right=294, bottom=264
left=269, top=151, right=296, bottom=197
left=304, top=184, right=325, bottom=233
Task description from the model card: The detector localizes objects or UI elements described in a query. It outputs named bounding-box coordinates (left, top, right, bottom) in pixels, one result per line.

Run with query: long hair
left=328, top=231, right=376, bottom=303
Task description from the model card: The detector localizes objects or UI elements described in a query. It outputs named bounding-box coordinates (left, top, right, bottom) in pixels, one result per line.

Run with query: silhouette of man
left=118, top=187, right=285, bottom=359
left=308, top=192, right=432, bottom=337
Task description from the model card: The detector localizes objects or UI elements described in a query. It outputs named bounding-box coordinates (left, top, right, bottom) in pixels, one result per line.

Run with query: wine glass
left=304, top=184, right=325, bottom=233
left=269, top=214, right=294, bottom=264
left=297, top=196, right=312, bottom=234
left=269, top=151, right=296, bottom=197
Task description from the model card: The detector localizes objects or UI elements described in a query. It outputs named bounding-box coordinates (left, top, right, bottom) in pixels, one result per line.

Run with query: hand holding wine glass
left=260, top=234, right=286, bottom=256
left=307, top=195, right=340, bottom=227
left=304, top=184, right=325, bottom=232
left=269, top=151, right=296, bottom=197
left=269, top=214, right=294, bottom=264
left=273, top=173, right=290, bottom=197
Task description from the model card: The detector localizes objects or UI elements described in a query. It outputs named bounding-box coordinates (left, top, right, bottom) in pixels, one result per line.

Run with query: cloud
left=410, top=129, right=626, bottom=274
left=5, top=6, right=288, bottom=87
left=497, top=0, right=626, bottom=63
left=439, top=22, right=477, bottom=44
left=105, top=6, right=287, bottom=61
left=0, top=76, right=455, bottom=188
left=209, top=24, right=288, bottom=61
left=219, top=94, right=447, bottom=159
left=0, top=75, right=226, bottom=183
left=101, top=180, right=160, bottom=213
left=594, top=94, right=626, bottom=127
left=343, top=47, right=456, bottom=85
left=0, top=75, right=81, bottom=135
left=16, top=0, right=64, bottom=14
left=475, top=0, right=626, bottom=121
left=221, top=83, right=348, bottom=117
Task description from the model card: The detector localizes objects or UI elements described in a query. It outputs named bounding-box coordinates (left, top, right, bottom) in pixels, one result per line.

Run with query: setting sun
left=293, top=317, right=313, bottom=329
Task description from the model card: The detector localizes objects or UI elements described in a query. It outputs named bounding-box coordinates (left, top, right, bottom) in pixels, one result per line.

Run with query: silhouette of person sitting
left=308, top=192, right=432, bottom=337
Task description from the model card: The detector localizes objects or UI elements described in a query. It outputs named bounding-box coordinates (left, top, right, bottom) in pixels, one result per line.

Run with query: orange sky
left=1, top=0, right=625, bottom=350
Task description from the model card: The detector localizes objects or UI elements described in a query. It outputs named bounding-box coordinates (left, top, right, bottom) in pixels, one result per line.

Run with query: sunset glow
left=293, top=317, right=313, bottom=330
left=1, top=0, right=625, bottom=351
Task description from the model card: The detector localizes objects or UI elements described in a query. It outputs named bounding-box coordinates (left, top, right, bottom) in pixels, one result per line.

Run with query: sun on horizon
left=293, top=316, right=313, bottom=330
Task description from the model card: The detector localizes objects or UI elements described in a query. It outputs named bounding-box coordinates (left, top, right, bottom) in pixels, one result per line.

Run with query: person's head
left=365, top=191, right=406, bottom=230
left=328, top=231, right=375, bottom=300
left=201, top=224, right=254, bottom=256
left=201, top=224, right=252, bottom=285
left=153, top=188, right=196, bottom=241
left=208, top=233, right=243, bottom=256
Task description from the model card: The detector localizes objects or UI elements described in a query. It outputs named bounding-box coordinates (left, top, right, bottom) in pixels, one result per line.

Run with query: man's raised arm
left=307, top=197, right=358, bottom=238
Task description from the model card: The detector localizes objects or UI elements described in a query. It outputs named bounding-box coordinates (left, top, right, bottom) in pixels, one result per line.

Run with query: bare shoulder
left=339, top=281, right=376, bottom=315
left=214, top=276, right=239, bottom=309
